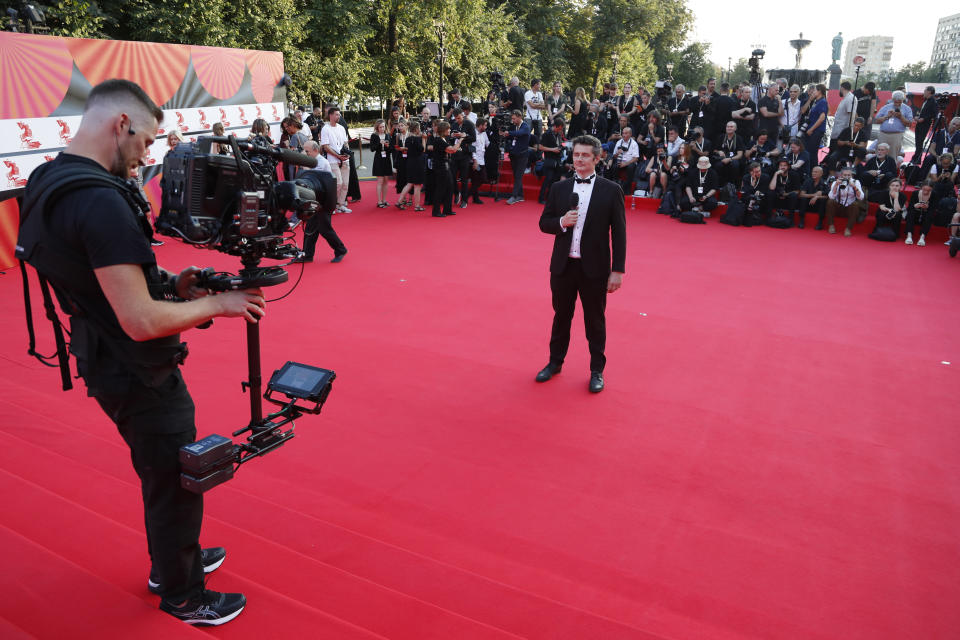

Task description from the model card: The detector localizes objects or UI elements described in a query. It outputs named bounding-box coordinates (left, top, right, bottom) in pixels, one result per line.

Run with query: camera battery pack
left=180, top=434, right=236, bottom=473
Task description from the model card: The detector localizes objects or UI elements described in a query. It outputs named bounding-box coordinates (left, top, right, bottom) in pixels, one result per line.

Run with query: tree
left=668, top=42, right=716, bottom=91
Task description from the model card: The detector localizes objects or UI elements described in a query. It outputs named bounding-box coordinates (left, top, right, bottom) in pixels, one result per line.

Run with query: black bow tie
left=575, top=175, right=594, bottom=184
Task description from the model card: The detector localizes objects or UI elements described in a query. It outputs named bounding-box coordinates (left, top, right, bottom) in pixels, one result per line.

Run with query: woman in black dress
left=398, top=121, right=425, bottom=210
left=370, top=119, right=392, bottom=207
left=568, top=87, right=588, bottom=138
left=392, top=120, right=410, bottom=205
left=429, top=120, right=462, bottom=217
left=904, top=180, right=935, bottom=246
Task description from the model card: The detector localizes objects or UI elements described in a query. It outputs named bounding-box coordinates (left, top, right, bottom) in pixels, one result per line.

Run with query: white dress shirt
left=473, top=130, right=489, bottom=166
left=615, top=138, right=640, bottom=165
left=828, top=178, right=864, bottom=207
left=565, top=174, right=597, bottom=258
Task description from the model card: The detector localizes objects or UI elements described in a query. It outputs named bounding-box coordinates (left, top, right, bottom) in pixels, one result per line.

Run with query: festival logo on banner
left=0, top=103, right=283, bottom=196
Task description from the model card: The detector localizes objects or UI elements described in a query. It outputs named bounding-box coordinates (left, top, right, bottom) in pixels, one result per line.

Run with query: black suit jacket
left=539, top=176, right=626, bottom=279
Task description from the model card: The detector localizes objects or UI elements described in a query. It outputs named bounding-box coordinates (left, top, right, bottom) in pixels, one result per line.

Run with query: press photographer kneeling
left=16, top=80, right=264, bottom=626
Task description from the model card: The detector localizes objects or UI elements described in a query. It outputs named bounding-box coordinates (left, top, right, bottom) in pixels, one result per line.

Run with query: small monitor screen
left=274, top=364, right=327, bottom=394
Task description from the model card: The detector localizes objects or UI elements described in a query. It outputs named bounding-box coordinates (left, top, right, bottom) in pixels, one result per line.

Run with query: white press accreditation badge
left=697, top=186, right=704, bottom=194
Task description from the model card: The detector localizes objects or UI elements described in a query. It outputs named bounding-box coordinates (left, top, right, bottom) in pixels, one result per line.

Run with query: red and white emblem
left=56, top=119, right=73, bottom=145
left=17, top=122, right=42, bottom=149
left=175, top=112, right=189, bottom=132
left=4, top=160, right=28, bottom=187
left=198, top=110, right=211, bottom=129
left=219, top=108, right=231, bottom=127
left=238, top=107, right=249, bottom=125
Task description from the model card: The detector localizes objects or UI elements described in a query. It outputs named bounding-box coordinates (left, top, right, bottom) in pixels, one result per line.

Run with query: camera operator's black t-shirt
left=757, top=96, right=781, bottom=136
left=45, top=155, right=156, bottom=334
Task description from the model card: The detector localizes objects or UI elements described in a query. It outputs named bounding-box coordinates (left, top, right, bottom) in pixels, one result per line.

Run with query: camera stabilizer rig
left=157, top=134, right=339, bottom=493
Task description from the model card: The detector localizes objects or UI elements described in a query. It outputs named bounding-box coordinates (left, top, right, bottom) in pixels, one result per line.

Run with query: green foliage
left=40, top=0, right=702, bottom=106
left=668, top=42, right=718, bottom=90
left=860, top=62, right=941, bottom=91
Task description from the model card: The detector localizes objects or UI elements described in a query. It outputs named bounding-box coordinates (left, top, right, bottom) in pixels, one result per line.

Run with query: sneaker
left=843, top=228, right=852, bottom=237
left=334, top=205, right=344, bottom=214
left=340, top=205, right=352, bottom=214
left=946, top=239, right=953, bottom=246
left=905, top=233, right=913, bottom=245
left=506, top=197, right=517, bottom=205
left=160, top=589, right=246, bottom=626
left=917, top=235, right=926, bottom=247
left=828, top=225, right=836, bottom=234
left=149, top=547, right=226, bottom=595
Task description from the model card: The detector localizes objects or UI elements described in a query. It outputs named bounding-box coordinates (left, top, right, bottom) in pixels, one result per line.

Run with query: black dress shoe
left=331, top=249, right=347, bottom=263
left=535, top=363, right=561, bottom=382
left=589, top=371, right=604, bottom=393
left=472, top=197, right=484, bottom=204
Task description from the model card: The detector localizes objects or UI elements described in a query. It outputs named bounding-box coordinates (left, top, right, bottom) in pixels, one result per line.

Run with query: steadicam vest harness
left=15, top=160, right=187, bottom=391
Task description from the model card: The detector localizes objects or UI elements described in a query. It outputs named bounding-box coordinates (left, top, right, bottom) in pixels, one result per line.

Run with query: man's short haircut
left=531, top=78, right=541, bottom=87
left=553, top=117, right=565, bottom=128
left=622, top=127, right=632, bottom=136
left=892, top=90, right=905, bottom=101
left=510, top=109, right=523, bottom=118
left=877, top=142, right=890, bottom=151
left=452, top=107, right=463, bottom=116
left=720, top=82, right=730, bottom=91
left=676, top=84, right=685, bottom=92
left=667, top=125, right=678, bottom=133
left=727, top=120, right=736, bottom=129
left=748, top=161, right=761, bottom=171
left=841, top=166, right=853, bottom=174
left=609, top=82, right=618, bottom=89
left=790, top=84, right=800, bottom=92
left=571, top=135, right=602, bottom=157
left=841, top=81, right=852, bottom=90
left=477, top=117, right=488, bottom=127
left=85, top=78, right=163, bottom=123
left=698, top=85, right=707, bottom=92
left=327, top=105, right=341, bottom=117
left=451, top=88, right=461, bottom=95
left=864, top=81, right=876, bottom=91
left=603, top=82, right=611, bottom=90
left=707, top=77, right=716, bottom=84
left=463, top=102, right=472, bottom=111
left=303, top=140, right=320, bottom=152
left=777, top=77, right=788, bottom=86
left=926, top=85, right=936, bottom=94
left=854, top=116, right=865, bottom=125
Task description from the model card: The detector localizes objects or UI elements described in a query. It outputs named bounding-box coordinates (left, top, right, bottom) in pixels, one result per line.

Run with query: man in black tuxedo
left=535, top=135, right=626, bottom=393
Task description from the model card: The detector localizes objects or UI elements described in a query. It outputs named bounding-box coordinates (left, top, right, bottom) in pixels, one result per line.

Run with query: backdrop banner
left=0, top=31, right=286, bottom=268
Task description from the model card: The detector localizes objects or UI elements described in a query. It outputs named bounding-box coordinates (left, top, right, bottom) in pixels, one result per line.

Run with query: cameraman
left=799, top=165, right=829, bottom=230
left=766, top=158, right=801, bottom=223
left=450, top=108, right=476, bottom=209
left=294, top=141, right=347, bottom=263
left=667, top=84, right=691, bottom=138
left=17, top=80, right=261, bottom=624
left=739, top=162, right=767, bottom=221
left=824, top=166, right=865, bottom=235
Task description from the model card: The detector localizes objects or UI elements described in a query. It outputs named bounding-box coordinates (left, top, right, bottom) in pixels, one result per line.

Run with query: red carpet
left=1, top=179, right=958, bottom=639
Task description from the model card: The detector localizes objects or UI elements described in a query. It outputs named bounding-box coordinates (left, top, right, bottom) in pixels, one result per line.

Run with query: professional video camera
left=748, top=48, right=765, bottom=85
left=654, top=80, right=672, bottom=106
left=157, top=135, right=335, bottom=268
left=489, top=70, right=507, bottom=102
left=157, top=134, right=339, bottom=493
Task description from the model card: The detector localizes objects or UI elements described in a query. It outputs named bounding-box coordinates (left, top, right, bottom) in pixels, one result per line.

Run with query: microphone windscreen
left=569, top=192, right=579, bottom=211
left=278, top=148, right=318, bottom=168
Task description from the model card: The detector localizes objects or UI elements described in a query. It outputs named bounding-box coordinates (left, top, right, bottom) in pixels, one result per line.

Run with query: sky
left=684, top=0, right=946, bottom=73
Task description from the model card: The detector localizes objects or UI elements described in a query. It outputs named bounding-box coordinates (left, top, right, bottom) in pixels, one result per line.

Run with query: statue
left=831, top=32, right=843, bottom=64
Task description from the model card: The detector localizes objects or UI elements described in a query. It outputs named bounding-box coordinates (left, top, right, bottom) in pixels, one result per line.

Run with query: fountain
left=789, top=32, right=812, bottom=69
left=767, top=33, right=827, bottom=89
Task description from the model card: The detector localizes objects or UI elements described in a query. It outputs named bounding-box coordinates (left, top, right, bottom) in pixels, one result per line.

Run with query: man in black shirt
left=583, top=102, right=607, bottom=142
left=681, top=156, right=720, bottom=213
left=711, top=121, right=745, bottom=193
left=914, top=86, right=939, bottom=156
left=304, top=104, right=324, bottom=142
left=857, top=142, right=897, bottom=195
left=712, top=83, right=736, bottom=143
left=731, top=86, right=757, bottom=142
left=504, top=76, right=527, bottom=115
left=667, top=84, right=691, bottom=137
left=757, top=84, right=783, bottom=139
left=445, top=88, right=469, bottom=119
left=16, top=80, right=259, bottom=625
left=853, top=82, right=877, bottom=139
left=450, top=108, right=477, bottom=207
left=825, top=117, right=867, bottom=172
left=689, top=86, right=715, bottom=143
left=537, top=118, right=566, bottom=203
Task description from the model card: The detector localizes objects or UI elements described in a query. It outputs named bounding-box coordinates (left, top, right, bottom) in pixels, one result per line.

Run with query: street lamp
left=433, top=21, right=447, bottom=105
left=611, top=52, right=619, bottom=83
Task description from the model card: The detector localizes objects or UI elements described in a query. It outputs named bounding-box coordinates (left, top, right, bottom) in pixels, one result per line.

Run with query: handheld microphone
left=568, top=192, right=579, bottom=212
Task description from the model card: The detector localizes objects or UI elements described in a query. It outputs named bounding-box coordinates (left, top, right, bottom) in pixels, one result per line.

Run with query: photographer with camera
left=538, top=117, right=566, bottom=204
left=503, top=110, right=531, bottom=205
left=689, top=86, right=715, bottom=145
left=767, top=158, right=801, bottom=224
left=874, top=91, right=913, bottom=163
left=824, top=165, right=865, bottom=235
left=503, top=76, right=526, bottom=113
left=712, top=121, right=745, bottom=197
left=608, top=126, right=640, bottom=192
left=745, top=129, right=778, bottom=175
left=668, top=84, right=691, bottom=138
left=799, top=165, right=830, bottom=230
left=914, top=86, right=939, bottom=157
left=904, top=180, right=936, bottom=246
left=857, top=142, right=897, bottom=196
left=738, top=162, right=767, bottom=223
left=639, top=144, right=671, bottom=197
left=826, top=117, right=867, bottom=173
left=295, top=141, right=348, bottom=262
left=583, top=100, right=607, bottom=142
left=444, top=88, right=469, bottom=120
left=680, top=156, right=720, bottom=215
left=320, top=106, right=352, bottom=214
left=918, top=116, right=960, bottom=181
left=16, top=79, right=263, bottom=625
left=869, top=177, right=907, bottom=241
